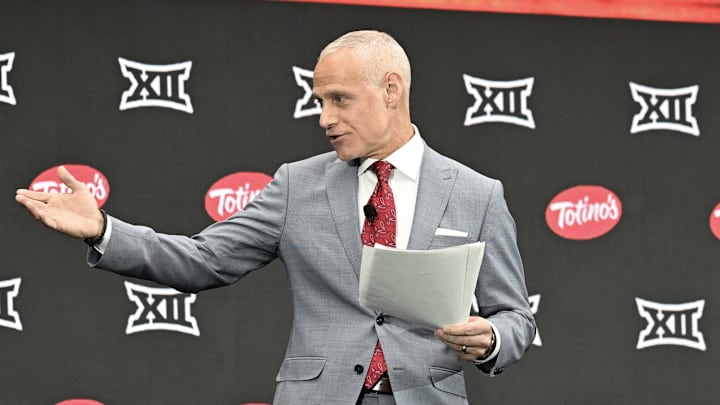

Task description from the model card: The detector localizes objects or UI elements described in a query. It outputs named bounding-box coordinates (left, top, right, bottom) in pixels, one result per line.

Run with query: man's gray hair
left=319, top=30, right=411, bottom=93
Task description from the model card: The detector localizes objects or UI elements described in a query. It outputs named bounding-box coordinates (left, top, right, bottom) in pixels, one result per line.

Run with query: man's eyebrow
left=313, top=89, right=344, bottom=99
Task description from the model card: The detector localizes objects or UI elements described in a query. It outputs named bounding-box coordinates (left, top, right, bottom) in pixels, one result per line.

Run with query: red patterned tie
left=361, top=160, right=396, bottom=388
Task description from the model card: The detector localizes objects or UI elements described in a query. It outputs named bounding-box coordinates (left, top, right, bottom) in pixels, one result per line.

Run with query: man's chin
left=332, top=147, right=359, bottom=161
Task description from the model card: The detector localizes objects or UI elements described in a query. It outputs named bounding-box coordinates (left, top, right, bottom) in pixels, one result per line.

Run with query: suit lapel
left=326, top=158, right=363, bottom=276
left=324, top=146, right=456, bottom=274
left=408, top=146, right=457, bottom=251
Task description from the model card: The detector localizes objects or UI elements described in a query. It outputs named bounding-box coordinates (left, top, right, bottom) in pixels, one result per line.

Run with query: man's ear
left=384, top=72, right=404, bottom=107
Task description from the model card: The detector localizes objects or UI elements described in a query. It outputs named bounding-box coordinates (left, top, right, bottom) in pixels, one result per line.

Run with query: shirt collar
left=358, top=124, right=424, bottom=181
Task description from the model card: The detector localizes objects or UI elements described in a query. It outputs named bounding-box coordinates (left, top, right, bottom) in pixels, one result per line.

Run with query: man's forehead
left=312, top=80, right=349, bottom=98
left=311, top=69, right=336, bottom=86
left=312, top=69, right=363, bottom=93
left=314, top=49, right=361, bottom=75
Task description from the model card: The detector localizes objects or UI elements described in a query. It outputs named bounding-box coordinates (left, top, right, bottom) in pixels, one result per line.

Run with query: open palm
left=15, top=165, right=104, bottom=239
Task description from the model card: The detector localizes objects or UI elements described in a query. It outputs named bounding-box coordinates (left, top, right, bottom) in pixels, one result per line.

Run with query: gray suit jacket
left=89, top=143, right=535, bottom=404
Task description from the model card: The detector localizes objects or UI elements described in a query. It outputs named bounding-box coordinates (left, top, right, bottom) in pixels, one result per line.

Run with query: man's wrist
left=84, top=209, right=107, bottom=246
left=477, top=329, right=496, bottom=360
left=473, top=322, right=500, bottom=365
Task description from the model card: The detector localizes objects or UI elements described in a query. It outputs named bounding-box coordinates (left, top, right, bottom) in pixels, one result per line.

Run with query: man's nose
left=318, top=106, right=335, bottom=129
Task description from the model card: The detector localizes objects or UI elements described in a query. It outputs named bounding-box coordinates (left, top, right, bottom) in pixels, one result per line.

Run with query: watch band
left=477, top=329, right=496, bottom=360
left=84, top=209, right=107, bottom=246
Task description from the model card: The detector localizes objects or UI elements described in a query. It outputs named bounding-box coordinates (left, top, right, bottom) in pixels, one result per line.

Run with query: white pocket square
left=434, top=228, right=469, bottom=237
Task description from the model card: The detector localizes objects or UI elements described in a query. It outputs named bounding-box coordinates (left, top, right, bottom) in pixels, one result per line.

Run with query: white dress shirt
left=357, top=125, right=424, bottom=250
left=356, top=125, right=500, bottom=364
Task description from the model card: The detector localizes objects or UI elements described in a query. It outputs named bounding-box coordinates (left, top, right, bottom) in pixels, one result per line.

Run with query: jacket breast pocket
left=275, top=356, right=326, bottom=382
left=429, top=234, right=472, bottom=250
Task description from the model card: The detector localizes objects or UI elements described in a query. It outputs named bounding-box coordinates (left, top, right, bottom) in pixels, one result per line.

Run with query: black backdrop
left=1, top=1, right=719, bottom=404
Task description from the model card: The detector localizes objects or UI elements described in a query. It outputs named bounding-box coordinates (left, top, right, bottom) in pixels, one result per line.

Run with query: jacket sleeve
left=87, top=164, right=291, bottom=293
left=475, top=180, right=536, bottom=376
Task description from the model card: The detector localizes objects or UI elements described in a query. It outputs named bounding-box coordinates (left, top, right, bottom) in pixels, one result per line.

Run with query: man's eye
left=335, top=95, right=346, bottom=103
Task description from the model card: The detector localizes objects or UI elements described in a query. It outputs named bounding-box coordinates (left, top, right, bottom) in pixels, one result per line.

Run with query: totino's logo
left=636, top=298, right=705, bottom=351
left=0, top=51, right=16, bottom=105
left=30, top=164, right=110, bottom=208
left=292, top=65, right=321, bottom=119
left=118, top=57, right=193, bottom=113
left=629, top=82, right=699, bottom=136
left=0, top=278, right=22, bottom=331
left=205, top=172, right=272, bottom=222
left=710, top=202, right=720, bottom=240
left=463, top=74, right=535, bottom=128
left=125, top=282, right=199, bottom=336
left=545, top=185, right=622, bottom=240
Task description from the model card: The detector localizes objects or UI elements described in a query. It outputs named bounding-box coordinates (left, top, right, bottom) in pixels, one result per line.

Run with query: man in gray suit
left=16, top=30, right=535, bottom=404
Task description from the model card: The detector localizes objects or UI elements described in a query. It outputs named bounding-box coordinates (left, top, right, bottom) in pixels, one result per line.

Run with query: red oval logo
left=29, top=164, right=110, bottom=208
left=204, top=172, right=272, bottom=222
left=55, top=400, right=104, bottom=405
left=710, top=202, right=720, bottom=240
left=545, top=185, right=622, bottom=240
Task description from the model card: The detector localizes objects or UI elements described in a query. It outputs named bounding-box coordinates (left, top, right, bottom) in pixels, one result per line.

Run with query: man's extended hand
left=15, top=165, right=104, bottom=240
left=435, top=316, right=495, bottom=362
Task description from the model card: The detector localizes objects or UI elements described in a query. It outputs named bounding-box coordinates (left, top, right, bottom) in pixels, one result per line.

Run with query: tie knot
left=370, top=160, right=394, bottom=183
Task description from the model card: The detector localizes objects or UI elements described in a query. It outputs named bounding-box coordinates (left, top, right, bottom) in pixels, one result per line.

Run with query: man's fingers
left=439, top=316, right=491, bottom=337
left=434, top=328, right=465, bottom=346
left=435, top=317, right=492, bottom=349
left=16, top=193, right=39, bottom=210
left=16, top=189, right=51, bottom=203
left=57, top=165, right=83, bottom=190
left=16, top=194, right=61, bottom=230
left=441, top=324, right=485, bottom=337
left=16, top=194, right=45, bottom=218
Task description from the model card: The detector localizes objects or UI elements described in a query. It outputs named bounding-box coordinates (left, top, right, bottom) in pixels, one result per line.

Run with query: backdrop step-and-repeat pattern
left=1, top=1, right=719, bottom=404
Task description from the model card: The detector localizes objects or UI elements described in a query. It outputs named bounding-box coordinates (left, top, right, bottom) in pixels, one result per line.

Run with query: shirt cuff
left=473, top=321, right=500, bottom=365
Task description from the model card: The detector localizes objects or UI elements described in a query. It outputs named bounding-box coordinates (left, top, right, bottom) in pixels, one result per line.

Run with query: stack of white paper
left=359, top=242, right=485, bottom=330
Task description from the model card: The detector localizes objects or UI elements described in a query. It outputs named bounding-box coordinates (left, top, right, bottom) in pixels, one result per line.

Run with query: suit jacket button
left=354, top=364, right=364, bottom=374
left=494, top=367, right=504, bottom=375
left=376, top=315, right=385, bottom=325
